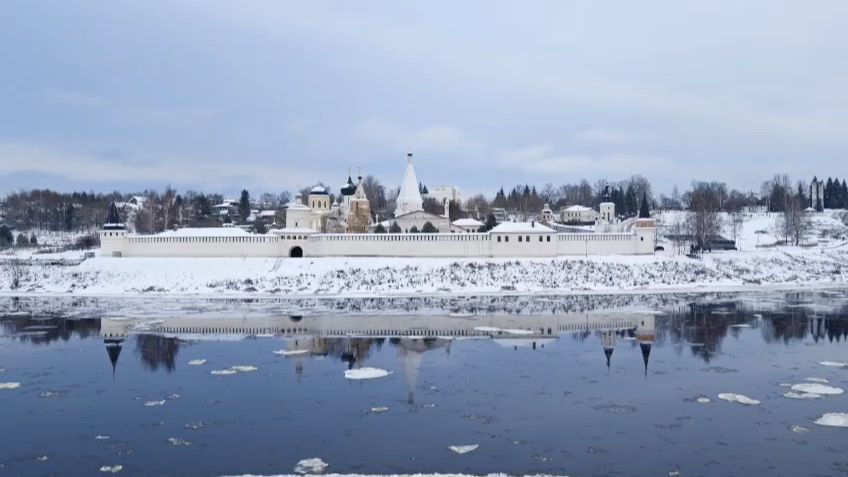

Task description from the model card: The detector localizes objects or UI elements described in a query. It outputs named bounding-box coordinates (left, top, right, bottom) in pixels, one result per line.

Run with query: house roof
left=394, top=210, right=446, bottom=220
left=285, top=201, right=311, bottom=211
left=103, top=202, right=126, bottom=229
left=564, top=205, right=593, bottom=212
left=490, top=222, right=554, bottom=233
left=310, top=186, right=328, bottom=195
left=258, top=210, right=277, bottom=217
left=273, top=227, right=318, bottom=234
left=452, top=218, right=484, bottom=227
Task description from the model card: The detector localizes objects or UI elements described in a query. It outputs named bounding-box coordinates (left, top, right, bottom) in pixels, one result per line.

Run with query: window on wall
left=518, top=236, right=522, bottom=242
left=547, top=236, right=551, bottom=242
left=497, top=236, right=501, bottom=243
left=539, top=236, right=542, bottom=242
left=526, top=236, right=530, bottom=242
left=505, top=236, right=509, bottom=242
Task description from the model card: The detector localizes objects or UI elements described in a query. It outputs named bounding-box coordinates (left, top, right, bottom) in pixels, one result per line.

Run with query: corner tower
left=100, top=201, right=127, bottom=257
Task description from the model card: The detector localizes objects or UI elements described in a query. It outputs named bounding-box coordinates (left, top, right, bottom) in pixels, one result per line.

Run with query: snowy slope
left=1, top=248, right=846, bottom=297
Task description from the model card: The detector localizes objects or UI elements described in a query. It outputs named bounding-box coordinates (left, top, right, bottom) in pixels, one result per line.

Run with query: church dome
left=340, top=176, right=356, bottom=196
left=310, top=186, right=328, bottom=195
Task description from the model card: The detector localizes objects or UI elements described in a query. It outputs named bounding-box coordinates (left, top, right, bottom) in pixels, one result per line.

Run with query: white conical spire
left=396, top=151, right=423, bottom=216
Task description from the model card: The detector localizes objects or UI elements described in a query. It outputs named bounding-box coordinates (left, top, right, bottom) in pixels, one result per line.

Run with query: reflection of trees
left=134, top=334, right=181, bottom=373
left=1, top=317, right=99, bottom=346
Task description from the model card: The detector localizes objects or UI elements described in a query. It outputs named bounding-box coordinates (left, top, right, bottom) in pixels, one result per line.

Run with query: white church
left=100, top=152, right=656, bottom=258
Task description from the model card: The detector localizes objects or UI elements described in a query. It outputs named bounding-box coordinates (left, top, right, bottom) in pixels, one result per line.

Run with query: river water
left=1, top=290, right=847, bottom=476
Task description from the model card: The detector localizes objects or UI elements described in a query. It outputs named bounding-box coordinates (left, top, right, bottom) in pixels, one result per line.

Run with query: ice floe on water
left=702, top=366, right=738, bottom=374
left=473, top=326, right=500, bottom=332
left=144, top=400, right=165, bottom=407
left=592, top=403, right=638, bottom=414
left=100, top=465, right=123, bottom=473
left=783, top=392, right=823, bottom=400
left=697, top=398, right=711, bottom=403
left=790, top=425, right=811, bottom=434
left=449, top=444, right=479, bottom=454
left=815, top=413, right=848, bottom=427
left=185, top=421, right=205, bottom=430
left=273, top=349, right=309, bottom=356
left=38, top=455, right=48, bottom=461
left=370, top=407, right=388, bottom=413
left=790, top=383, right=844, bottom=395
left=230, top=366, right=257, bottom=372
left=729, top=324, right=752, bottom=328
left=0, top=382, right=21, bottom=389
left=778, top=383, right=794, bottom=387
left=717, top=393, right=760, bottom=405
left=39, top=390, right=64, bottom=398
left=818, top=361, right=848, bottom=368
left=344, top=367, right=391, bottom=380
left=806, top=377, right=829, bottom=383
left=293, top=458, right=329, bottom=474
left=188, top=359, right=207, bottom=365
left=168, top=437, right=191, bottom=446
left=167, top=394, right=180, bottom=399
left=95, top=435, right=110, bottom=440
left=211, top=369, right=237, bottom=375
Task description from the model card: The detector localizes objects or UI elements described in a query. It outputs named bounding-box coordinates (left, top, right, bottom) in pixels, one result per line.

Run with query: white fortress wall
left=310, top=233, right=491, bottom=257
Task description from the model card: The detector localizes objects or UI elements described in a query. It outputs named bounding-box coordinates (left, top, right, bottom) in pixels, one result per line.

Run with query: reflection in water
left=134, top=334, right=181, bottom=373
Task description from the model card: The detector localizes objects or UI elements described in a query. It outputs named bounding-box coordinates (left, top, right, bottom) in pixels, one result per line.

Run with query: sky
left=1, top=0, right=847, bottom=199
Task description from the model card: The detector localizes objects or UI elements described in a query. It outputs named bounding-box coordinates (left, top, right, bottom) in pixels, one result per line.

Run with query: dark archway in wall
left=289, top=246, right=303, bottom=258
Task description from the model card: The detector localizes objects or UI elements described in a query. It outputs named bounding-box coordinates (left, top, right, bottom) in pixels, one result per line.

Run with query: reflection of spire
left=105, top=338, right=124, bottom=378
left=640, top=342, right=652, bottom=375
left=401, top=345, right=423, bottom=405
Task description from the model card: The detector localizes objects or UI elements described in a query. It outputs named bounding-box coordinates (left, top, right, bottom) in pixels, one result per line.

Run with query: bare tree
left=728, top=211, right=745, bottom=250
left=464, top=194, right=490, bottom=219
left=160, top=185, right=177, bottom=230
left=686, top=181, right=722, bottom=253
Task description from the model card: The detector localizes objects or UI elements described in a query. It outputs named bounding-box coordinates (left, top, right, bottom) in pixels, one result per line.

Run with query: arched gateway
left=289, top=246, right=303, bottom=258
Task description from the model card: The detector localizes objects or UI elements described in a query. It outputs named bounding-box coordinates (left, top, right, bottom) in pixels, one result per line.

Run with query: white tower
left=599, top=185, right=615, bottom=224
left=396, top=151, right=424, bottom=216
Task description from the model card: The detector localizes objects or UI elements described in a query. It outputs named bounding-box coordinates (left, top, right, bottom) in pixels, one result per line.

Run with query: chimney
left=531, top=221, right=535, bottom=228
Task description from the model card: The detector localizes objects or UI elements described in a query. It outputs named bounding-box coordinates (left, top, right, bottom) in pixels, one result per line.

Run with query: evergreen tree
left=825, top=178, right=834, bottom=208
left=389, top=222, right=401, bottom=233
left=842, top=180, right=848, bottom=209
left=30, top=233, right=37, bottom=246
left=64, top=203, right=75, bottom=232
left=0, top=225, right=12, bottom=247
left=374, top=223, right=387, bottom=233
left=421, top=221, right=437, bottom=233
left=239, top=190, right=251, bottom=222
left=16, top=233, right=28, bottom=247
left=409, top=225, right=419, bottom=233
left=484, top=213, right=497, bottom=231
left=638, top=192, right=650, bottom=218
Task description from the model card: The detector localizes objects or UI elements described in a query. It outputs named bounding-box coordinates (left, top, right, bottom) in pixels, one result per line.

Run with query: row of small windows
left=317, top=234, right=486, bottom=242
left=496, top=235, right=553, bottom=243
left=161, top=326, right=306, bottom=334
left=129, top=236, right=278, bottom=243
left=558, top=234, right=631, bottom=241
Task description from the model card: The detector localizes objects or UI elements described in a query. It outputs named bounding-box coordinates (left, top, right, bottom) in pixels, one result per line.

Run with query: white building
left=424, top=185, right=461, bottom=205
left=559, top=205, right=597, bottom=224
left=391, top=152, right=451, bottom=233
left=451, top=218, right=485, bottom=233
left=810, top=177, right=825, bottom=211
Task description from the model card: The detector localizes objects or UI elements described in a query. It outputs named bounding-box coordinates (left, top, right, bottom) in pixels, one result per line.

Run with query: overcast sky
left=1, top=1, right=846, bottom=198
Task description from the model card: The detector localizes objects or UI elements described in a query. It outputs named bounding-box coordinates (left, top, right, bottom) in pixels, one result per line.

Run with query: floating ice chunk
left=502, top=328, right=534, bottom=335
left=344, top=367, right=391, bottom=380
left=144, top=400, right=165, bottom=407
left=370, top=407, right=389, bottom=413
left=790, top=425, right=811, bottom=434
left=449, top=444, right=479, bottom=454
left=778, top=383, right=793, bottom=387
left=95, top=435, right=110, bottom=440
left=293, top=458, right=329, bottom=474
left=167, top=394, right=180, bottom=399
left=473, top=326, right=501, bottom=332
left=168, top=437, right=191, bottom=446
left=818, top=361, right=848, bottom=368
left=38, top=455, right=48, bottom=461
left=790, top=383, right=844, bottom=395
left=806, top=377, right=829, bottom=383
left=273, top=350, right=309, bottom=356
left=696, top=398, right=711, bottom=403
left=717, top=393, right=760, bottom=405
left=254, top=333, right=275, bottom=338
left=449, top=313, right=474, bottom=317
left=784, top=392, right=822, bottom=400
left=188, top=359, right=207, bottom=365
left=0, top=382, right=21, bottom=389
left=815, top=413, right=848, bottom=428
left=211, top=369, right=237, bottom=375
left=231, top=366, right=257, bottom=373
left=100, top=465, right=123, bottom=473
left=729, top=324, right=751, bottom=328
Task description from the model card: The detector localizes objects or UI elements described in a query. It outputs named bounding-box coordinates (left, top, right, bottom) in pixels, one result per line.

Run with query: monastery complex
left=100, top=152, right=656, bottom=258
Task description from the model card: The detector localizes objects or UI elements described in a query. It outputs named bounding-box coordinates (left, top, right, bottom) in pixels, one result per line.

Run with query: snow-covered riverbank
left=1, top=248, right=847, bottom=297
